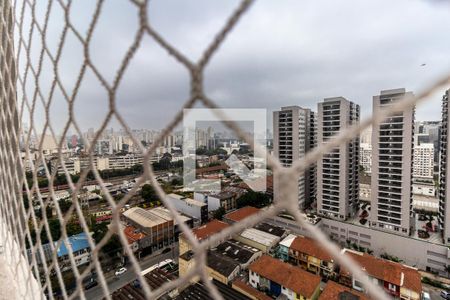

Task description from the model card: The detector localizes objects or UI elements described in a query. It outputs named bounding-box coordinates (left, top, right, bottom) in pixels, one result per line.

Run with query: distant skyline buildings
left=370, top=88, right=415, bottom=236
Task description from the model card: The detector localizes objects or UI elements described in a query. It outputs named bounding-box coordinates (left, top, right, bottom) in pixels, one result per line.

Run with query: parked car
left=84, top=279, right=98, bottom=290
left=162, top=247, right=171, bottom=254
left=115, top=267, right=127, bottom=277
left=441, top=290, right=450, bottom=299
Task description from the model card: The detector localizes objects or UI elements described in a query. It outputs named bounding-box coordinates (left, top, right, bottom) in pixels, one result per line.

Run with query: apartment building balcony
left=380, top=124, right=403, bottom=130
left=378, top=193, right=402, bottom=206
left=378, top=216, right=401, bottom=225
left=379, top=137, right=403, bottom=143
left=378, top=156, right=403, bottom=162
left=378, top=205, right=401, bottom=213
left=378, top=169, right=402, bottom=176
left=378, top=161, right=402, bottom=168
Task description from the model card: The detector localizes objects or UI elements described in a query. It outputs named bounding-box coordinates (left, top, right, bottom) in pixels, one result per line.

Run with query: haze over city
left=26, top=0, right=450, bottom=132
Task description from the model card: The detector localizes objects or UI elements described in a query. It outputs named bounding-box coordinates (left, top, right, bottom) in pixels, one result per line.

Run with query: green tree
left=445, top=265, right=450, bottom=277
left=171, top=177, right=183, bottom=186
left=236, top=191, right=271, bottom=208
left=66, top=220, right=83, bottom=236
left=141, top=184, right=157, bottom=202
left=92, top=222, right=109, bottom=243
left=103, top=235, right=123, bottom=257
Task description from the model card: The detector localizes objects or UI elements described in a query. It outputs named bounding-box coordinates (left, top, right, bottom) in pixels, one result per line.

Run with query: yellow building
left=287, top=235, right=335, bottom=277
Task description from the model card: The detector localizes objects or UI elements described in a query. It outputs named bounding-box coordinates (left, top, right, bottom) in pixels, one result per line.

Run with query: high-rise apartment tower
left=317, top=97, right=360, bottom=219
left=370, top=88, right=415, bottom=235
left=439, top=89, right=450, bottom=243
left=273, top=106, right=317, bottom=208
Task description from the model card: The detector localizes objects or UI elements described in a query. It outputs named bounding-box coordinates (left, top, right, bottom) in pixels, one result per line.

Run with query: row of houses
left=177, top=206, right=423, bottom=300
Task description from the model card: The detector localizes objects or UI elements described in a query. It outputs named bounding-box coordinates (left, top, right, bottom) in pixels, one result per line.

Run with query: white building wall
left=413, top=143, right=434, bottom=178
left=193, top=192, right=220, bottom=212
left=167, top=194, right=205, bottom=220
left=266, top=215, right=450, bottom=277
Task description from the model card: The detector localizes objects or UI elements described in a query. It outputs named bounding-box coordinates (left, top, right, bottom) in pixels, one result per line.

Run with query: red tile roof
left=196, top=164, right=228, bottom=175
left=124, top=226, right=146, bottom=244
left=249, top=255, right=321, bottom=298
left=290, top=235, right=333, bottom=262
left=342, top=250, right=422, bottom=294
left=224, top=206, right=260, bottom=222
left=192, top=219, right=230, bottom=241
left=319, top=281, right=369, bottom=300
left=232, top=279, right=272, bottom=300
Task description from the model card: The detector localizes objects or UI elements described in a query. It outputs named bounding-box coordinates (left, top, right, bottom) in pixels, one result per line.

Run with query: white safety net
left=0, top=0, right=450, bottom=299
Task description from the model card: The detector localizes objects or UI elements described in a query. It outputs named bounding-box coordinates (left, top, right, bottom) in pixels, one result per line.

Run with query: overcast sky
left=26, top=0, right=450, bottom=134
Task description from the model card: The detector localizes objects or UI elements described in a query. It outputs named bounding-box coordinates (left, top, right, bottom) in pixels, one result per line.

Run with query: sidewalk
left=420, top=270, right=450, bottom=285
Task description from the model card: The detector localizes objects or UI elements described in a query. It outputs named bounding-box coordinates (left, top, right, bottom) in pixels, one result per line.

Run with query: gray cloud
left=25, top=0, right=450, bottom=134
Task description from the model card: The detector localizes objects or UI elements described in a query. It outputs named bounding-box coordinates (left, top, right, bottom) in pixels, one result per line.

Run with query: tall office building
left=370, top=88, right=415, bottom=235
left=439, top=89, right=450, bottom=243
left=317, top=97, right=360, bottom=220
left=273, top=106, right=316, bottom=208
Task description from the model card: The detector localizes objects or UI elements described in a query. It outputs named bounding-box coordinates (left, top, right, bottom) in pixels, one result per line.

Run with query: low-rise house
left=111, top=268, right=178, bottom=299
left=223, top=206, right=260, bottom=224
left=319, top=281, right=368, bottom=300
left=232, top=280, right=272, bottom=300
left=194, top=187, right=247, bottom=212
left=254, top=222, right=287, bottom=238
left=123, top=225, right=149, bottom=253
left=179, top=219, right=230, bottom=255
left=277, top=234, right=296, bottom=261
left=56, top=232, right=91, bottom=271
left=179, top=250, right=240, bottom=284
left=235, top=228, right=280, bottom=253
left=249, top=255, right=321, bottom=300
left=340, top=249, right=422, bottom=300
left=167, top=193, right=208, bottom=223
left=122, top=207, right=174, bottom=251
left=28, top=232, right=91, bottom=272
left=176, top=279, right=251, bottom=300
left=285, top=234, right=336, bottom=277
left=214, top=239, right=262, bottom=269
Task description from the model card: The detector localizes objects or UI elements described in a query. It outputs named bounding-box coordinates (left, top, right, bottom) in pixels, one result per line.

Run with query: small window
left=388, top=283, right=396, bottom=291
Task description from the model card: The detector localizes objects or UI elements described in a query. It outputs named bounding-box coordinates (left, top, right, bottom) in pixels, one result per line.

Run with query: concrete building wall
left=167, top=194, right=207, bottom=223
left=439, top=89, right=450, bottom=244
left=273, top=106, right=316, bottom=209
left=317, top=97, right=360, bottom=220
left=413, top=143, right=434, bottom=178
left=320, top=218, right=450, bottom=276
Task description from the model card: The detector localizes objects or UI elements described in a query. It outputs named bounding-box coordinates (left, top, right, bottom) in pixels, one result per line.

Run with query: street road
left=81, top=245, right=178, bottom=300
